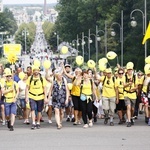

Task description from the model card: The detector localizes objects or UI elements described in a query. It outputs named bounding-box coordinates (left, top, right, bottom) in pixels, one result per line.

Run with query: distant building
left=0, top=0, right=3, bottom=13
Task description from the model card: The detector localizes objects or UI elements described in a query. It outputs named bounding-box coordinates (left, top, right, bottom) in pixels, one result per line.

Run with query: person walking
left=25, top=65, right=47, bottom=130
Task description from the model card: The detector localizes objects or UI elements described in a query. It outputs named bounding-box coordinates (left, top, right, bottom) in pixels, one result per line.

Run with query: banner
left=3, top=44, right=21, bottom=56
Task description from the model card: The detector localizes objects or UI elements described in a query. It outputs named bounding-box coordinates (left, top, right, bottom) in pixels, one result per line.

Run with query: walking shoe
left=139, top=110, right=143, bottom=115
left=118, top=120, right=123, bottom=125
left=127, top=122, right=131, bottom=127
left=104, top=117, right=109, bottom=125
left=83, top=124, right=88, bottom=128
left=66, top=117, right=70, bottom=122
left=71, top=117, right=75, bottom=122
left=9, top=126, right=14, bottom=131
left=2, top=121, right=5, bottom=126
left=26, top=120, right=30, bottom=125
left=122, top=117, right=126, bottom=123
left=145, top=117, right=149, bottom=124
left=110, top=122, right=114, bottom=126
left=131, top=119, right=134, bottom=125
left=40, top=118, right=44, bottom=122
left=73, top=122, right=78, bottom=125
left=57, top=124, right=62, bottom=129
left=48, top=120, right=52, bottom=124
left=31, top=124, right=36, bottom=130
left=36, top=124, right=40, bottom=129
left=7, top=120, right=11, bottom=129
left=89, top=121, right=93, bottom=127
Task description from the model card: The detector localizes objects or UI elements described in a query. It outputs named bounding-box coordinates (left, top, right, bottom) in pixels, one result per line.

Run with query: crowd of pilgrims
left=0, top=61, right=150, bottom=131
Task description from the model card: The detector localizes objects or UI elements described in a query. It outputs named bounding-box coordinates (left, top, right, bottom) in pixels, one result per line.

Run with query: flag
left=142, top=22, right=150, bottom=45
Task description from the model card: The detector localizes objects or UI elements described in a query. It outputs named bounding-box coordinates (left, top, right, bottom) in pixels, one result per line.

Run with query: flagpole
left=144, top=0, right=147, bottom=58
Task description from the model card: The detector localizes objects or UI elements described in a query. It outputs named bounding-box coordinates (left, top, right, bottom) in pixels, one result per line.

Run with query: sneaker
left=7, top=120, right=11, bottom=129
left=48, top=120, right=52, bottom=124
left=127, top=122, right=131, bottom=127
left=66, top=117, right=70, bottom=122
left=2, top=121, right=5, bottom=126
left=57, top=124, right=62, bottom=129
left=77, top=121, right=81, bottom=125
left=31, top=124, right=36, bottom=130
left=73, top=122, right=78, bottom=125
left=89, top=121, right=93, bottom=127
left=139, top=110, right=143, bottom=115
left=71, top=117, right=75, bottom=122
left=118, top=120, right=123, bottom=125
left=110, top=122, right=114, bottom=126
left=131, top=119, right=134, bottom=125
left=104, top=117, right=109, bottom=125
left=36, top=124, right=40, bottom=129
left=145, top=117, right=149, bottom=124
left=83, top=124, right=88, bottom=128
left=40, top=118, right=44, bottom=122
left=26, top=120, right=30, bottom=125
left=10, top=126, right=14, bottom=131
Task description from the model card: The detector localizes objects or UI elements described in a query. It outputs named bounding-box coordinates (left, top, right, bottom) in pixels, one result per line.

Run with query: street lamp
left=22, top=28, right=29, bottom=54
left=130, top=0, right=147, bottom=58
left=82, top=32, right=89, bottom=59
left=110, top=10, right=124, bottom=66
left=95, top=21, right=107, bottom=63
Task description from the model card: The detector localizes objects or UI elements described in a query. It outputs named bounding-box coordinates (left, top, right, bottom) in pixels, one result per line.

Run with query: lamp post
left=95, top=21, right=107, bottom=63
left=130, top=0, right=147, bottom=58
left=111, top=10, right=124, bottom=66
left=22, top=28, right=29, bottom=54
left=82, top=32, right=89, bottom=58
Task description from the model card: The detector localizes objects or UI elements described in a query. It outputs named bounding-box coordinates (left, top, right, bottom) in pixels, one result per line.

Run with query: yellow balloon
left=99, top=63, right=106, bottom=71
left=76, top=55, right=84, bottom=66
left=67, top=83, right=73, bottom=90
left=19, top=72, right=25, bottom=80
left=34, top=59, right=41, bottom=67
left=101, top=57, right=108, bottom=64
left=144, top=64, right=150, bottom=74
left=87, top=60, right=96, bottom=69
left=7, top=53, right=18, bottom=64
left=106, top=51, right=117, bottom=60
left=61, top=46, right=68, bottom=54
left=43, top=60, right=51, bottom=69
left=145, top=56, right=150, bottom=64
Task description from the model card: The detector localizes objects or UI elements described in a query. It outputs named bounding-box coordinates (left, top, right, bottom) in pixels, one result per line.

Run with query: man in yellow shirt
left=101, top=68, right=118, bottom=126
left=2, top=68, right=19, bottom=131
left=124, top=62, right=137, bottom=127
left=25, top=65, right=47, bottom=130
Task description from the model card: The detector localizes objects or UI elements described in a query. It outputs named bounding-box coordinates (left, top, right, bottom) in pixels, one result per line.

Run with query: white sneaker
left=83, top=124, right=88, bottom=128
left=48, top=120, right=52, bottom=124
left=89, top=121, right=93, bottom=127
left=2, top=121, right=5, bottom=126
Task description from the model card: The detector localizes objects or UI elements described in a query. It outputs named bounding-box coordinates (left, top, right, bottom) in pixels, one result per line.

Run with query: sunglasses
left=118, top=72, right=124, bottom=75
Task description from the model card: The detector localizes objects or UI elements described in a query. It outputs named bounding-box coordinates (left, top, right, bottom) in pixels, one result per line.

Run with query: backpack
left=102, top=76, right=115, bottom=86
left=29, top=74, right=43, bottom=87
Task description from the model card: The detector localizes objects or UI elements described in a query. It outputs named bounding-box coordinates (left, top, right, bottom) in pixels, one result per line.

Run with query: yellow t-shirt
left=71, top=85, right=80, bottom=96
left=2, top=80, right=19, bottom=103
left=26, top=76, right=47, bottom=101
left=82, top=81, right=92, bottom=95
left=135, top=75, right=144, bottom=85
left=124, top=74, right=137, bottom=99
left=115, top=76, right=125, bottom=100
left=102, top=76, right=116, bottom=98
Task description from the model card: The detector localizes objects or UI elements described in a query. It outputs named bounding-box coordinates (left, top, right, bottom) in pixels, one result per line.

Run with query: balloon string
left=107, top=62, right=111, bottom=67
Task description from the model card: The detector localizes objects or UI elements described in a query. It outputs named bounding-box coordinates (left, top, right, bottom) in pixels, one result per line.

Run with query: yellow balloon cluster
left=43, top=60, right=51, bottom=69
left=34, top=59, right=41, bottom=67
left=61, top=46, right=68, bottom=54
left=7, top=53, right=18, bottom=64
left=19, top=72, right=25, bottom=80
left=98, top=57, right=107, bottom=71
left=87, top=60, right=96, bottom=69
left=145, top=56, right=150, bottom=64
left=76, top=55, right=84, bottom=66
left=106, top=51, right=117, bottom=60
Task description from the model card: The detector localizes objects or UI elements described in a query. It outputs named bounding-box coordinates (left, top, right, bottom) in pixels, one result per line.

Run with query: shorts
left=0, top=100, right=4, bottom=105
left=19, top=98, right=26, bottom=108
left=4, top=102, right=17, bottom=116
left=116, top=100, right=126, bottom=111
left=72, top=95, right=82, bottom=111
left=124, top=97, right=136, bottom=108
left=29, top=98, right=44, bottom=112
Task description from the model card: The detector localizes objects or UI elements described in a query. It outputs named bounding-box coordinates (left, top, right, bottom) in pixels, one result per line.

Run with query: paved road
left=0, top=113, right=150, bottom=150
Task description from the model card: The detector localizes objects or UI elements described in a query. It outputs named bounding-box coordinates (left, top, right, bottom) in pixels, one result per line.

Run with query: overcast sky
left=3, top=0, right=58, bottom=4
